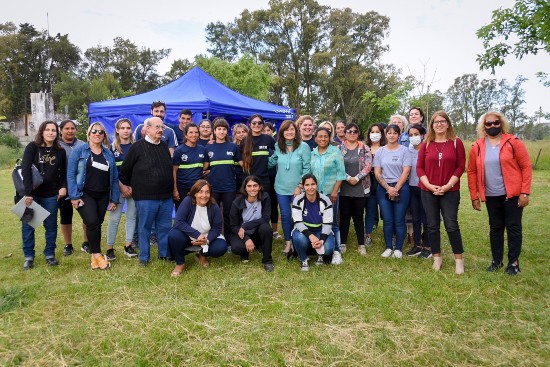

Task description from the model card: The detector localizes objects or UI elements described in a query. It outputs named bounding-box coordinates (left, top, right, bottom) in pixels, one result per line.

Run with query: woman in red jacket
left=467, top=111, right=532, bottom=275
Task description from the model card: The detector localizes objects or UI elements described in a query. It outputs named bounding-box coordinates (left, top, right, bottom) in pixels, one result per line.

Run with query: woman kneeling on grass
left=291, top=174, right=335, bottom=271
left=168, top=179, right=228, bottom=277
left=229, top=176, right=274, bottom=272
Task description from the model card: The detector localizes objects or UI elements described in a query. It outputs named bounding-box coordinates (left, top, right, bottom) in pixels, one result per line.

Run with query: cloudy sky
left=2, top=0, right=549, bottom=117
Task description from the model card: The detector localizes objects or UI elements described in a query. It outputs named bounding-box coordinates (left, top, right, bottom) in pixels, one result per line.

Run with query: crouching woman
left=229, top=175, right=274, bottom=272
left=168, top=179, right=228, bottom=276
left=291, top=174, right=335, bottom=271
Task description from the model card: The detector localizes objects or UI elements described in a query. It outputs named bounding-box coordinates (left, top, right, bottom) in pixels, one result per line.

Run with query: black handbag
left=12, top=158, right=44, bottom=197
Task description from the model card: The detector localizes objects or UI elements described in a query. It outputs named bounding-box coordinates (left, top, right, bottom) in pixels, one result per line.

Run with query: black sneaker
left=300, top=259, right=309, bottom=271
left=315, top=255, right=324, bottom=266
left=150, top=234, right=158, bottom=247
left=63, top=244, right=74, bottom=256
left=123, top=245, right=138, bottom=258
left=486, top=261, right=503, bottom=272
left=505, top=263, right=520, bottom=276
left=419, top=249, right=432, bottom=259
left=45, top=257, right=59, bottom=266
left=263, top=263, right=274, bottom=272
left=407, top=246, right=423, bottom=257
left=105, top=248, right=116, bottom=261
left=23, top=259, right=34, bottom=270
left=81, top=242, right=91, bottom=254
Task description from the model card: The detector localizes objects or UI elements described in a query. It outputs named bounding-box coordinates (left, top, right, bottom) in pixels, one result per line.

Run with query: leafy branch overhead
left=477, top=0, right=550, bottom=73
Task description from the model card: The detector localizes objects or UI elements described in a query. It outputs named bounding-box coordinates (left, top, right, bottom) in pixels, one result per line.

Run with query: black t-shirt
left=241, top=134, right=275, bottom=187
left=84, top=151, right=110, bottom=194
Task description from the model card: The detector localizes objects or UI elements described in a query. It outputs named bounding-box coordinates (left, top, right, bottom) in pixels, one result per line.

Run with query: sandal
left=171, top=264, right=186, bottom=277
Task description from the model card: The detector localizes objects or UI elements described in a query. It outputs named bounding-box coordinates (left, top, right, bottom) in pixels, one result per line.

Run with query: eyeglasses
left=484, top=120, right=501, bottom=127
left=433, top=120, right=448, bottom=125
left=90, top=129, right=105, bottom=135
left=250, top=120, right=263, bottom=126
left=346, top=129, right=359, bottom=134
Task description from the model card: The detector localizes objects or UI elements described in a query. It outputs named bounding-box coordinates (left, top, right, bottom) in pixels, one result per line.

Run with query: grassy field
left=0, top=141, right=549, bottom=366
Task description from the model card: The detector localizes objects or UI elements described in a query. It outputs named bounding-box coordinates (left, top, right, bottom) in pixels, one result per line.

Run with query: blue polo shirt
left=204, top=141, right=242, bottom=193
left=172, top=144, right=206, bottom=189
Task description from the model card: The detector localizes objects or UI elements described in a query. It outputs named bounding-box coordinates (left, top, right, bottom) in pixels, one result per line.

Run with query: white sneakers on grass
left=381, top=248, right=393, bottom=258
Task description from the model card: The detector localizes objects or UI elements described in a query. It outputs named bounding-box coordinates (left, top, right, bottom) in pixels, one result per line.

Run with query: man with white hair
left=120, top=117, right=174, bottom=266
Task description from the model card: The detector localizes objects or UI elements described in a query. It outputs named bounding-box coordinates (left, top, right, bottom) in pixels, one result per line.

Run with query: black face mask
left=485, top=126, right=502, bottom=137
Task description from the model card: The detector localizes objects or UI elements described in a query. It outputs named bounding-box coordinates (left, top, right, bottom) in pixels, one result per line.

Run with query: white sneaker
left=340, top=244, right=347, bottom=254
left=358, top=245, right=367, bottom=255
left=331, top=251, right=343, bottom=265
left=381, top=248, right=393, bottom=258
left=392, top=250, right=403, bottom=259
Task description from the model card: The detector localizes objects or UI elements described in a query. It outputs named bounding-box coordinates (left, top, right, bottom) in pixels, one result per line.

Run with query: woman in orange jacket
left=467, top=111, right=532, bottom=275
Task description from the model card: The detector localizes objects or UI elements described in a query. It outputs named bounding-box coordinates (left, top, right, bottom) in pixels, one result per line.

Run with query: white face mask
left=370, top=133, right=381, bottom=143
left=410, top=136, right=422, bottom=146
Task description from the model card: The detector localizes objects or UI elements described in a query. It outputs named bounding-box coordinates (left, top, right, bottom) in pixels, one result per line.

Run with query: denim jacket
left=67, top=143, right=120, bottom=203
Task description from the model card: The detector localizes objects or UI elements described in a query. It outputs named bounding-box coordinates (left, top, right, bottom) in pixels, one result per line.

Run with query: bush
left=0, top=129, right=21, bottom=149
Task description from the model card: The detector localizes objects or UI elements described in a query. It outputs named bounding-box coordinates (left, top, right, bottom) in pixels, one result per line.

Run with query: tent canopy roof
left=88, top=66, right=295, bottom=122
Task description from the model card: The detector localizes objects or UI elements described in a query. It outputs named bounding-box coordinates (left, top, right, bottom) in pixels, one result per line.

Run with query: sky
left=2, top=0, right=549, bottom=118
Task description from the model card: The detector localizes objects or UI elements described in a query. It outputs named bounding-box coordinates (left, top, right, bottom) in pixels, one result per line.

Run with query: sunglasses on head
left=484, top=120, right=501, bottom=127
left=90, top=129, right=105, bottom=135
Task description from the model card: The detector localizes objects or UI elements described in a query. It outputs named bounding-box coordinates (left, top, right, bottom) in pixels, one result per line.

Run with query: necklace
left=434, top=140, right=448, bottom=167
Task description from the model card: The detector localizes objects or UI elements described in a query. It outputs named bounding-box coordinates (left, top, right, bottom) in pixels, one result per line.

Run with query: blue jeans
left=135, top=198, right=173, bottom=261
left=292, top=229, right=335, bottom=262
left=410, top=186, right=429, bottom=247
left=22, top=195, right=58, bottom=260
left=376, top=183, right=410, bottom=251
left=107, top=197, right=137, bottom=246
left=168, top=228, right=228, bottom=265
left=276, top=193, right=294, bottom=241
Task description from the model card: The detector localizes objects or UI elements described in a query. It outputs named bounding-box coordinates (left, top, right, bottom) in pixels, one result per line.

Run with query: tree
left=53, top=72, right=129, bottom=118
left=500, top=76, right=529, bottom=131
left=205, top=0, right=329, bottom=113
left=0, top=22, right=80, bottom=117
left=205, top=0, right=397, bottom=119
left=195, top=55, right=273, bottom=101
left=162, top=59, right=193, bottom=84
left=81, top=37, right=170, bottom=93
left=477, top=0, right=550, bottom=73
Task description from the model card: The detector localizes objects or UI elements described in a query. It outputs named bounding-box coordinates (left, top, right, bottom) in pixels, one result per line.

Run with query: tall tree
left=82, top=37, right=170, bottom=93
left=477, top=0, right=550, bottom=73
left=0, top=22, right=80, bottom=117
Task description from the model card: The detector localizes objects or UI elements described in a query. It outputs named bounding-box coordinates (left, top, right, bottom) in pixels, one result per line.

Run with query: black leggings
left=76, top=192, right=109, bottom=253
left=339, top=195, right=365, bottom=246
left=212, top=191, right=236, bottom=238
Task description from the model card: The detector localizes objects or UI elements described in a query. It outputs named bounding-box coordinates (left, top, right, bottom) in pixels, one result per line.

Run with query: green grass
left=0, top=142, right=549, bottom=366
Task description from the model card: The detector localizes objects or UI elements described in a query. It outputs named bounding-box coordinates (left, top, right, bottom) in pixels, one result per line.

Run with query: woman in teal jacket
left=268, top=120, right=311, bottom=255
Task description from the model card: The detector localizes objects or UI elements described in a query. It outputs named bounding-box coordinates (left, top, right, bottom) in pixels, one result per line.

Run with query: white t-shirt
left=190, top=205, right=211, bottom=240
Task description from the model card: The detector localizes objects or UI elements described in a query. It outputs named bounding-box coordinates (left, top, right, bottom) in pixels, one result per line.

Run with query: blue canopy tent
left=88, top=66, right=295, bottom=135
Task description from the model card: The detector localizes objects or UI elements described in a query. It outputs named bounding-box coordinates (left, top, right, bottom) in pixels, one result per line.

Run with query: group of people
left=19, top=101, right=532, bottom=276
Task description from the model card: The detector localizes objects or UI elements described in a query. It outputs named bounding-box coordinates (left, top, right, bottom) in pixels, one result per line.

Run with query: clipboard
left=11, top=197, right=52, bottom=229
